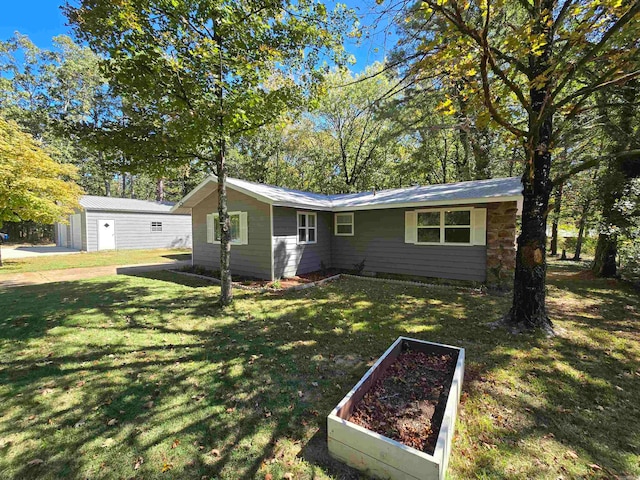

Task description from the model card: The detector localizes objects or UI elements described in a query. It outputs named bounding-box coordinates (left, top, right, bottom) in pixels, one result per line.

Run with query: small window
left=297, top=212, right=317, bottom=244
left=334, top=212, right=354, bottom=236
left=415, top=209, right=472, bottom=245
left=151, top=221, right=163, bottom=232
left=207, top=211, right=248, bottom=245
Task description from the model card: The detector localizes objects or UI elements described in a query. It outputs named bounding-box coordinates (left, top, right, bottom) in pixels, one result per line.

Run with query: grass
left=0, top=248, right=191, bottom=275
left=0, top=261, right=638, bottom=479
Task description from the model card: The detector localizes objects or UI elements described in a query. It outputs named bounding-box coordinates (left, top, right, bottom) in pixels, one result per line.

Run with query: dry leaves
left=107, top=418, right=118, bottom=426
left=161, top=463, right=173, bottom=472
left=27, top=459, right=44, bottom=466
left=210, top=448, right=220, bottom=457
left=134, top=456, right=144, bottom=470
left=171, top=439, right=180, bottom=449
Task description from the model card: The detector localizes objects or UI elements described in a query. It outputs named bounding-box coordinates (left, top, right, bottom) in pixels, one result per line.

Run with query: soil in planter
left=349, top=350, right=456, bottom=454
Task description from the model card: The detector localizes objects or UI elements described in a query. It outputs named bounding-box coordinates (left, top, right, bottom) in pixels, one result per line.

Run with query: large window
left=416, top=209, right=472, bottom=245
left=206, top=212, right=248, bottom=245
left=297, top=212, right=317, bottom=244
left=334, top=212, right=354, bottom=236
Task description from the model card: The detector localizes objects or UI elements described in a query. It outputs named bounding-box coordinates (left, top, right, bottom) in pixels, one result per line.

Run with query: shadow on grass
left=0, top=265, right=638, bottom=479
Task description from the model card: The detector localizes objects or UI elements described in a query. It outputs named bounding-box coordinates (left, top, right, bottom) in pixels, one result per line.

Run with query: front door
left=97, top=219, right=116, bottom=250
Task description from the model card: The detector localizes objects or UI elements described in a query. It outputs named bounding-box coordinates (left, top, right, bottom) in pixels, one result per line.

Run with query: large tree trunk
left=214, top=21, right=232, bottom=306
left=550, top=182, right=563, bottom=256
left=505, top=1, right=553, bottom=333
left=592, top=233, right=618, bottom=277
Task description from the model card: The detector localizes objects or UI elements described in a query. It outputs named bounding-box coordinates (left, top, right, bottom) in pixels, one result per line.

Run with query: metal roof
left=172, top=176, right=523, bottom=214
left=80, top=195, right=178, bottom=213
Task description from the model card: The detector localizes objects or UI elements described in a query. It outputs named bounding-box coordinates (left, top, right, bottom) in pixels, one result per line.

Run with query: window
left=151, top=221, right=163, bottom=232
left=206, top=211, right=248, bottom=245
left=413, top=208, right=473, bottom=245
left=334, top=212, right=354, bottom=236
left=297, top=212, right=317, bottom=244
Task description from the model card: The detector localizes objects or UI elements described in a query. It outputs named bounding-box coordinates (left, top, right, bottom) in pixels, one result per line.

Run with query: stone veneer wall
left=486, top=201, right=518, bottom=286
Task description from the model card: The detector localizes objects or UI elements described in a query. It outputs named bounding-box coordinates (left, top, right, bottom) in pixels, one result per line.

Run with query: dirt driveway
left=1, top=244, right=80, bottom=259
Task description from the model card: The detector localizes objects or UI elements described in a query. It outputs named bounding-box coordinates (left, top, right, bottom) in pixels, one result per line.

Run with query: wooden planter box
left=327, top=337, right=465, bottom=480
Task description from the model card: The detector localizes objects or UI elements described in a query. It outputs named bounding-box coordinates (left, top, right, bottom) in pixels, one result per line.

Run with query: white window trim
left=334, top=212, right=354, bottom=236
left=415, top=207, right=474, bottom=246
left=297, top=211, right=317, bottom=245
left=210, top=211, right=245, bottom=245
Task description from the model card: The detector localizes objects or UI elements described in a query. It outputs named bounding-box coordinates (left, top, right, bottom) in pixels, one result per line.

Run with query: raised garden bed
left=327, top=337, right=465, bottom=480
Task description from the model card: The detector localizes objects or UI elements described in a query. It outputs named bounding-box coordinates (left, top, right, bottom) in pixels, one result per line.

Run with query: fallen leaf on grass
left=265, top=474, right=273, bottom=480
left=107, top=418, right=118, bottom=426
left=27, top=459, right=44, bottom=466
left=101, top=438, right=115, bottom=448
left=134, top=457, right=144, bottom=470
left=143, top=401, right=154, bottom=409
left=565, top=450, right=578, bottom=459
left=210, top=449, right=220, bottom=457
left=283, top=473, right=293, bottom=480
left=171, top=439, right=180, bottom=449
left=161, top=463, right=173, bottom=472
left=589, top=464, right=602, bottom=471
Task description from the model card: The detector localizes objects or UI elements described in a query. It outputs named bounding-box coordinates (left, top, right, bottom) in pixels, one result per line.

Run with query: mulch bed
left=348, top=350, right=456, bottom=454
left=180, top=266, right=341, bottom=290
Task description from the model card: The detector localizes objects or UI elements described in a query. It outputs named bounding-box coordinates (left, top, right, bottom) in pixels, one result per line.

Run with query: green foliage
left=64, top=0, right=353, bottom=173
left=0, top=118, right=83, bottom=228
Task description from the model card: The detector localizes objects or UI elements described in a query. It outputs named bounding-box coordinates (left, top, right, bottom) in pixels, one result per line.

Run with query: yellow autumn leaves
left=0, top=118, right=83, bottom=227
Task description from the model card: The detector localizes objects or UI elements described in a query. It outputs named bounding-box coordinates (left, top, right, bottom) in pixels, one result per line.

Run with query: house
left=55, top=196, right=192, bottom=252
left=171, top=176, right=523, bottom=283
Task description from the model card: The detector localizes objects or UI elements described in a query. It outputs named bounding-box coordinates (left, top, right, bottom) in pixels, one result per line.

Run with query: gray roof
left=173, top=176, right=523, bottom=214
left=80, top=195, right=177, bottom=213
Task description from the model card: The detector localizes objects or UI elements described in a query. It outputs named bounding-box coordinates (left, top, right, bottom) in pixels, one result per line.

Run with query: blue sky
left=0, top=0, right=396, bottom=72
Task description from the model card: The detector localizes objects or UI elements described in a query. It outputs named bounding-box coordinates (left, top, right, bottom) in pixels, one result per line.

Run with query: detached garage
left=55, top=196, right=192, bottom=252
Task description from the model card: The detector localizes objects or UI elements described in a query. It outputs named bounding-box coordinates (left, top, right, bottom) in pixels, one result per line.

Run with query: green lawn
left=0, top=262, right=637, bottom=479
left=0, top=248, right=191, bottom=275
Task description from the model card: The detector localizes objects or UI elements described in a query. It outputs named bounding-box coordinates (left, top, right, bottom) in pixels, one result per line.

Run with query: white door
left=97, top=219, right=116, bottom=250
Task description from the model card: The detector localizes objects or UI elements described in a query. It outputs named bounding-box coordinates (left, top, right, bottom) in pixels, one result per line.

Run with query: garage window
left=151, top=221, right=163, bottom=232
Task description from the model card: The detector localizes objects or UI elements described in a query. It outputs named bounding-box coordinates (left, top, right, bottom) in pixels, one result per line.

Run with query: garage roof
left=172, top=176, right=523, bottom=214
left=80, top=196, right=177, bottom=214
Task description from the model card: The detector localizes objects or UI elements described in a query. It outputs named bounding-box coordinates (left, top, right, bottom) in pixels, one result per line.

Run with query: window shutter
left=239, top=212, right=248, bottom=245
left=206, top=214, right=213, bottom=243
left=405, top=211, right=417, bottom=244
left=472, top=208, right=487, bottom=245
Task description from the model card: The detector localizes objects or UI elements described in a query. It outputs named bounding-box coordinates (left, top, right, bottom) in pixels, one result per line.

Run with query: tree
left=65, top=0, right=351, bottom=305
left=393, top=0, right=640, bottom=331
left=591, top=81, right=640, bottom=277
left=0, top=118, right=82, bottom=265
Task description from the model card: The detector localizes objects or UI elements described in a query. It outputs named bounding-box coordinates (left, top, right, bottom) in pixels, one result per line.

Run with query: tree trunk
left=505, top=1, right=553, bottom=333
left=550, top=182, right=563, bottom=256
left=121, top=173, right=127, bottom=198
left=156, top=178, right=164, bottom=202
left=0, top=242, right=3, bottom=267
left=572, top=202, right=589, bottom=260
left=592, top=233, right=617, bottom=277
left=214, top=21, right=232, bottom=306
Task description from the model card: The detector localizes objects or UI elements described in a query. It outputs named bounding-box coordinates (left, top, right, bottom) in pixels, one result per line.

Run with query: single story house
left=171, top=176, right=523, bottom=283
left=55, top=196, right=192, bottom=252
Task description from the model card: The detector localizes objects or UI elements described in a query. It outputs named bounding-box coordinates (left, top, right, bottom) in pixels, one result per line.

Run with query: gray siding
left=85, top=211, right=192, bottom=252
left=192, top=188, right=272, bottom=279
left=272, top=207, right=331, bottom=278
left=331, top=208, right=487, bottom=281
